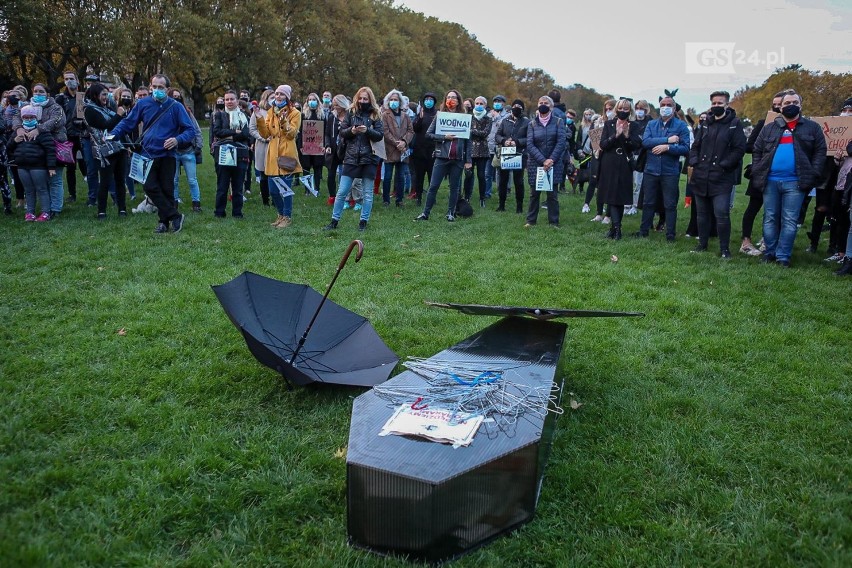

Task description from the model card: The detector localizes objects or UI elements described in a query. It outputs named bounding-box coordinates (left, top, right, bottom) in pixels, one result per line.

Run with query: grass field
left=1, top=142, right=850, bottom=567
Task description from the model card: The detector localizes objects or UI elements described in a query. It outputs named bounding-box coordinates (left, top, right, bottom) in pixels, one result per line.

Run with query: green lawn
left=1, top=146, right=849, bottom=567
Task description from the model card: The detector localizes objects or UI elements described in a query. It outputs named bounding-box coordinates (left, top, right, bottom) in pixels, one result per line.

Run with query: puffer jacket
left=526, top=114, right=567, bottom=185
left=426, top=112, right=471, bottom=162
left=7, top=130, right=56, bottom=168
left=340, top=109, right=383, bottom=166
left=469, top=114, right=492, bottom=159
left=381, top=108, right=413, bottom=163
left=13, top=97, right=67, bottom=142
left=688, top=108, right=746, bottom=197
left=751, top=115, right=827, bottom=193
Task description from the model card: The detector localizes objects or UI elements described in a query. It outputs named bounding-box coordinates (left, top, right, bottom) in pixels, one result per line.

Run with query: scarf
left=538, top=112, right=551, bottom=127
left=228, top=108, right=247, bottom=130
left=473, top=109, right=486, bottom=120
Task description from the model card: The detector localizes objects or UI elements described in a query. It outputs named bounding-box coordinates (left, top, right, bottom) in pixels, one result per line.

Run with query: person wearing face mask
left=54, top=71, right=88, bottom=205
left=211, top=90, right=251, bottom=218
left=210, top=96, right=226, bottom=161
left=3, top=88, right=29, bottom=210
left=523, top=95, right=566, bottom=228
left=486, top=94, right=510, bottom=199
left=321, top=91, right=333, bottom=113
left=576, top=108, right=596, bottom=201
left=415, top=89, right=473, bottom=222
left=324, top=86, right=383, bottom=231
left=463, top=96, right=492, bottom=208
left=380, top=89, right=414, bottom=208
left=562, top=109, right=578, bottom=192
left=6, top=105, right=57, bottom=222
left=112, top=88, right=140, bottom=202
left=84, top=83, right=131, bottom=219
left=250, top=89, right=274, bottom=207
left=824, top=100, right=852, bottom=267
left=323, top=94, right=350, bottom=205
left=12, top=83, right=67, bottom=219
left=298, top=92, right=328, bottom=199
left=750, top=90, right=826, bottom=267
left=596, top=99, right=641, bottom=239
left=632, top=96, right=690, bottom=241
left=587, top=99, right=616, bottom=223
left=495, top=99, right=530, bottom=213
left=738, top=91, right=786, bottom=255
left=256, top=84, right=303, bottom=228
left=627, top=100, right=652, bottom=214
left=688, top=90, right=747, bottom=259
left=169, top=89, right=203, bottom=212
left=110, top=74, right=196, bottom=233
left=409, top=92, right=439, bottom=205
left=0, top=92, right=12, bottom=214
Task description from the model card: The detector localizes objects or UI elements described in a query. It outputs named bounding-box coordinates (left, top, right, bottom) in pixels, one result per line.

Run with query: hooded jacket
left=412, top=92, right=438, bottom=159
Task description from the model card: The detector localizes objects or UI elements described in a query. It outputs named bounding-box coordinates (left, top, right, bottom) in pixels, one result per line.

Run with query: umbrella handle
left=339, top=240, right=364, bottom=270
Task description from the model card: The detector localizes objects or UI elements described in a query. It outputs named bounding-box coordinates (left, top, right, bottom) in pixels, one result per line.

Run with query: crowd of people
left=2, top=73, right=850, bottom=274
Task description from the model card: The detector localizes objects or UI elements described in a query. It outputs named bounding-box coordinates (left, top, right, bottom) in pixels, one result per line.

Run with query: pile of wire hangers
left=372, top=357, right=564, bottom=439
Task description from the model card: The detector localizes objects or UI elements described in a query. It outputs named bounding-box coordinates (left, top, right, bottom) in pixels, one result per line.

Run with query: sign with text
left=535, top=167, right=553, bottom=192
left=764, top=112, right=852, bottom=156
left=301, top=120, right=324, bottom=155
left=589, top=127, right=602, bottom=154
left=434, top=112, right=471, bottom=139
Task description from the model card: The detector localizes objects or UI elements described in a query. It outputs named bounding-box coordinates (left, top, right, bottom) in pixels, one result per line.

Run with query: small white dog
left=132, top=196, right=157, bottom=214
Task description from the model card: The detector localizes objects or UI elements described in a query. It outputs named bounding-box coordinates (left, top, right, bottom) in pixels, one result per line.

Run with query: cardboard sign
left=500, top=146, right=516, bottom=155
left=371, top=138, right=386, bottom=161
left=75, top=92, right=85, bottom=119
left=434, top=111, right=471, bottom=139
left=301, top=119, right=324, bottom=155
left=535, top=167, right=553, bottom=192
left=500, top=154, right=523, bottom=170
left=764, top=112, right=852, bottom=156
left=589, top=127, right=602, bottom=153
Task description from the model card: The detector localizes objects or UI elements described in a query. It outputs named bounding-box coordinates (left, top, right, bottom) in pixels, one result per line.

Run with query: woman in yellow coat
left=256, top=84, right=302, bottom=228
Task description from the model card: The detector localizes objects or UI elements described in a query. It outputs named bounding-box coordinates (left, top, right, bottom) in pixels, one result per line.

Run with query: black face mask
left=240, top=97, right=249, bottom=103
left=173, top=97, right=182, bottom=102
left=538, top=105, right=550, bottom=115
left=616, top=110, right=630, bottom=120
left=710, top=106, right=726, bottom=117
left=216, top=104, right=225, bottom=110
left=120, top=98, right=132, bottom=106
left=512, top=107, right=523, bottom=117
left=781, top=105, right=800, bottom=118
left=771, top=106, right=781, bottom=113
left=360, top=102, right=372, bottom=112
left=7, top=95, right=19, bottom=106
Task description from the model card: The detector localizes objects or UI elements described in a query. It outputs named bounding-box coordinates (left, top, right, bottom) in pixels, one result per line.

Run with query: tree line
left=0, top=0, right=610, bottom=117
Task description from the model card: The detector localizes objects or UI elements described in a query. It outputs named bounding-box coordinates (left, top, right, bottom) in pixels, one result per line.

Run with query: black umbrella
left=212, top=241, right=399, bottom=387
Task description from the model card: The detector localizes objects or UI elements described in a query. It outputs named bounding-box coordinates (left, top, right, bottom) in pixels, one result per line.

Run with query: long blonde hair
left=302, top=92, right=326, bottom=120
left=351, top=86, right=380, bottom=120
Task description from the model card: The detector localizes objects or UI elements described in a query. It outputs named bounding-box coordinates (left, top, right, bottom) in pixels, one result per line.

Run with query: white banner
left=128, top=153, right=153, bottom=183
left=217, top=144, right=237, bottom=167
left=535, top=167, right=553, bottom=192
left=434, top=112, right=471, bottom=139
left=270, top=176, right=294, bottom=197
left=500, top=154, right=523, bottom=170
left=300, top=175, right=318, bottom=196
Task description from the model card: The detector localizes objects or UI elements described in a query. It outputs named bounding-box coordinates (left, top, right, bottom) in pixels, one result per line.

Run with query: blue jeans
left=49, top=165, right=64, bottom=212
left=174, top=151, right=201, bottom=202
left=19, top=168, right=50, bottom=215
left=423, top=158, right=464, bottom=218
left=81, top=138, right=100, bottom=202
left=333, top=175, right=375, bottom=222
left=382, top=162, right=404, bottom=204
left=484, top=155, right=495, bottom=196
left=762, top=179, right=806, bottom=262
left=269, top=175, right=294, bottom=217
left=639, top=174, right=680, bottom=238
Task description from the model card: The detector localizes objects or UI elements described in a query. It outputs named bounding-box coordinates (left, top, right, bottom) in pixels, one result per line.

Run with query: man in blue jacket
left=634, top=96, right=691, bottom=241
left=111, top=74, right=196, bottom=234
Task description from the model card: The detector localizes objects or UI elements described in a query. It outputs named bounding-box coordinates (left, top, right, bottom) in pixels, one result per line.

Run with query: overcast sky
left=396, top=0, right=851, bottom=111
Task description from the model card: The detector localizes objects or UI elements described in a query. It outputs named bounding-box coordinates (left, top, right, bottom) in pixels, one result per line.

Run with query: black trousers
left=695, top=193, right=730, bottom=251
left=463, top=156, right=489, bottom=201
left=411, top=154, right=434, bottom=199
left=98, top=152, right=127, bottom=214
left=144, top=157, right=179, bottom=224
left=741, top=192, right=764, bottom=240
left=65, top=135, right=84, bottom=198
left=498, top=167, right=525, bottom=211
left=527, top=189, right=559, bottom=225
left=215, top=163, right=246, bottom=216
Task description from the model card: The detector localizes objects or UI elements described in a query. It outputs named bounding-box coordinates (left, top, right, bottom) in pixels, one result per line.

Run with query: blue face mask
left=152, top=89, right=167, bottom=101
left=22, top=118, right=38, bottom=129
left=308, top=100, right=318, bottom=109
left=322, top=97, right=331, bottom=105
left=389, top=100, right=400, bottom=110
left=276, top=99, right=288, bottom=108
left=107, top=92, right=114, bottom=101
left=32, top=94, right=47, bottom=104
left=660, top=106, right=673, bottom=118
left=566, top=118, right=574, bottom=125
left=423, top=99, right=434, bottom=109
left=474, top=104, right=484, bottom=112
left=494, top=102, right=503, bottom=111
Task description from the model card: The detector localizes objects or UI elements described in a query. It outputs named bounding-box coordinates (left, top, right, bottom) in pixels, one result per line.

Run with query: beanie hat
left=512, top=99, right=525, bottom=109
left=277, top=85, right=292, bottom=100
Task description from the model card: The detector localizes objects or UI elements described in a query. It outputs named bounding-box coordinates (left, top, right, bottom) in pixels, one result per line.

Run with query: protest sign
left=434, top=112, right=471, bottom=139
left=301, top=119, right=324, bottom=155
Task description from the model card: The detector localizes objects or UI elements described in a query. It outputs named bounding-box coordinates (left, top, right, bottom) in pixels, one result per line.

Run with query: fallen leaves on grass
left=570, top=399, right=583, bottom=410
left=117, top=328, right=127, bottom=336
left=611, top=255, right=618, bottom=263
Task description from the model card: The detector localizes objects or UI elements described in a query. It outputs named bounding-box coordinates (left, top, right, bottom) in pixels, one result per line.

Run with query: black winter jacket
left=751, top=115, right=827, bottom=193
left=340, top=110, right=383, bottom=166
left=55, top=90, right=86, bottom=138
left=426, top=114, right=471, bottom=162
left=495, top=115, right=530, bottom=151
left=212, top=110, right=251, bottom=159
left=7, top=131, right=56, bottom=169
left=688, top=108, right=746, bottom=197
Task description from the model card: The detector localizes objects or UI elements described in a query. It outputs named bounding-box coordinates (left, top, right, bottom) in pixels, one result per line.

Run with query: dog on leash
left=132, top=196, right=157, bottom=214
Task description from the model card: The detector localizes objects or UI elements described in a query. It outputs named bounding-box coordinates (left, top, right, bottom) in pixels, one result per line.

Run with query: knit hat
left=277, top=85, right=292, bottom=100
left=512, top=99, right=525, bottom=109
left=493, top=94, right=506, bottom=103
left=20, top=104, right=38, bottom=118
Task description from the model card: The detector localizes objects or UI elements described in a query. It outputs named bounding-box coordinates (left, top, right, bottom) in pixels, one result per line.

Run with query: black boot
left=516, top=202, right=523, bottom=214
left=614, top=224, right=622, bottom=240
left=605, top=225, right=616, bottom=239
left=323, top=219, right=338, bottom=231
left=835, top=257, right=852, bottom=276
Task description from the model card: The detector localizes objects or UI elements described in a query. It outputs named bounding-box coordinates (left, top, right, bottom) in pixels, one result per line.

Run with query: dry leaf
left=414, top=234, right=421, bottom=239
left=611, top=255, right=618, bottom=263
left=569, top=399, right=583, bottom=410
left=117, top=328, right=127, bottom=336
left=97, top=266, right=105, bottom=271
left=334, top=446, right=347, bottom=459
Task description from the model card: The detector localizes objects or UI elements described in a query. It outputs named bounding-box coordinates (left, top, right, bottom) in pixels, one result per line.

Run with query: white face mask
left=660, top=106, right=674, bottom=118
left=841, top=111, right=852, bottom=116
left=606, top=110, right=615, bottom=120
left=635, top=109, right=645, bottom=119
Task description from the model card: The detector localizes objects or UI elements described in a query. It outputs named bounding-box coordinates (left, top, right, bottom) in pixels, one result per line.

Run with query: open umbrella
left=425, top=301, right=645, bottom=320
left=212, top=241, right=399, bottom=387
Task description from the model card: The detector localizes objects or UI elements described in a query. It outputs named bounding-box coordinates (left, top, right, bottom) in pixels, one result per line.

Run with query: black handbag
left=90, top=130, right=124, bottom=167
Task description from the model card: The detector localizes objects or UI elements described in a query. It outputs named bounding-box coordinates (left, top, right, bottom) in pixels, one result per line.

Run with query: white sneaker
left=601, top=217, right=611, bottom=225
left=581, top=203, right=590, bottom=213
left=825, top=253, right=844, bottom=262
left=626, top=206, right=637, bottom=215
left=590, top=215, right=603, bottom=222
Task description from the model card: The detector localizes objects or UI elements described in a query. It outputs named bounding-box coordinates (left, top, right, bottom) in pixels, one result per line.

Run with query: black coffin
left=346, top=317, right=567, bottom=562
